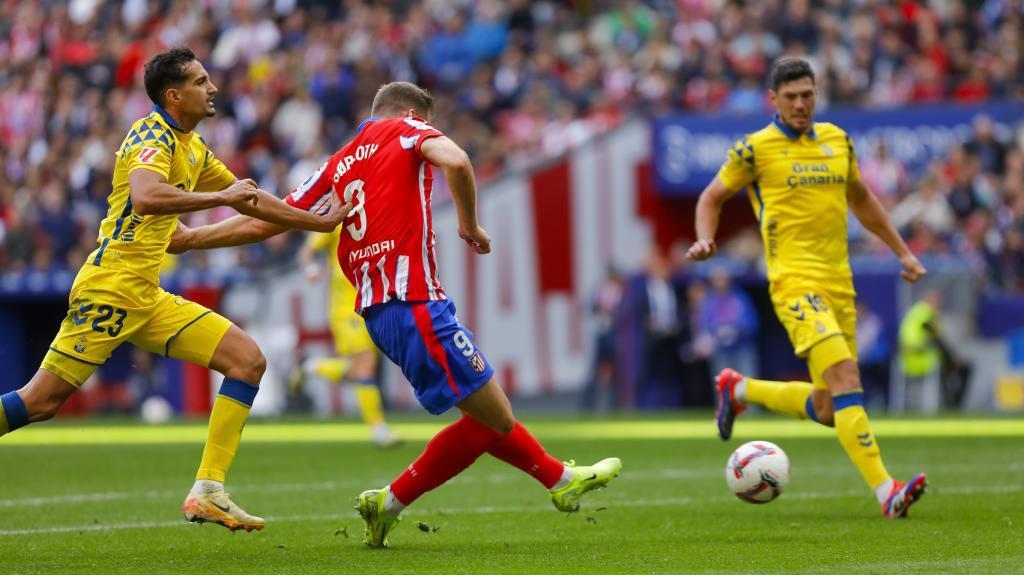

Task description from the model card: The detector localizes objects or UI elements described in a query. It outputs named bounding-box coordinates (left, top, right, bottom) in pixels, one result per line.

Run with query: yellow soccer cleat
left=550, top=457, right=623, bottom=513
left=355, top=489, right=401, bottom=548
left=182, top=490, right=265, bottom=532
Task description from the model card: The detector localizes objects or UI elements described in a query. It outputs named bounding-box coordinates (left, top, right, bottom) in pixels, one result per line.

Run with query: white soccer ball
left=725, top=441, right=790, bottom=503
left=140, top=396, right=173, bottom=424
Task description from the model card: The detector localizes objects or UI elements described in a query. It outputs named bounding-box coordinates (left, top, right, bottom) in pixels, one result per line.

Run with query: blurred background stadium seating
left=1, top=0, right=1022, bottom=417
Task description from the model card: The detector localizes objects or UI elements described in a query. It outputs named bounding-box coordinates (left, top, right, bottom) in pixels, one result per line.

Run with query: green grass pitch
left=1, top=415, right=1022, bottom=574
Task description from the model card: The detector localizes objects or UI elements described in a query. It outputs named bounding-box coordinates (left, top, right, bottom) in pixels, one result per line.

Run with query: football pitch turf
left=1, top=415, right=1022, bottom=574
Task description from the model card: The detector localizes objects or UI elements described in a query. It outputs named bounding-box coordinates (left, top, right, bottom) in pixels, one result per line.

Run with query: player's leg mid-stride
left=715, top=353, right=927, bottom=519
left=180, top=325, right=268, bottom=532
left=355, top=380, right=622, bottom=548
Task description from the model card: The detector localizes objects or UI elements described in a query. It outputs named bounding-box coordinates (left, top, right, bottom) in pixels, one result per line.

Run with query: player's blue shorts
left=363, top=299, right=494, bottom=415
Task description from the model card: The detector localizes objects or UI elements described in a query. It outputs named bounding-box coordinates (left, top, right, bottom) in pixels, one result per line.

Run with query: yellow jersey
left=307, top=227, right=359, bottom=307
left=716, top=115, right=861, bottom=285
left=86, top=105, right=236, bottom=285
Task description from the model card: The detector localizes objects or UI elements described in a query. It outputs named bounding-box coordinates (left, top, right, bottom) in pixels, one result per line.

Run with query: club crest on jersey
left=469, top=351, right=486, bottom=373
left=137, top=147, right=160, bottom=164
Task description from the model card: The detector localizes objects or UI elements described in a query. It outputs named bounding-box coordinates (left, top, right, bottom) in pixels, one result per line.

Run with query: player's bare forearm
left=421, top=136, right=491, bottom=253
left=130, top=181, right=229, bottom=215
left=688, top=176, right=738, bottom=260
left=848, top=180, right=926, bottom=282
left=422, top=137, right=478, bottom=228
left=130, top=171, right=260, bottom=216
left=847, top=180, right=911, bottom=258
left=170, top=215, right=285, bottom=253
left=234, top=190, right=343, bottom=233
left=444, top=164, right=479, bottom=230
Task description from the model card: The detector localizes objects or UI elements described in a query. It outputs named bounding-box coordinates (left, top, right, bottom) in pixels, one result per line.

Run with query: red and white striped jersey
left=286, top=116, right=447, bottom=310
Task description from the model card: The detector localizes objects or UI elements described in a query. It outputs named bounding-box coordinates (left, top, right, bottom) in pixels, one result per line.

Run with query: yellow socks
left=355, top=380, right=385, bottom=427
left=311, top=358, right=349, bottom=382
left=833, top=390, right=890, bottom=490
left=1, top=391, right=30, bottom=437
left=196, top=378, right=258, bottom=482
left=745, top=378, right=817, bottom=422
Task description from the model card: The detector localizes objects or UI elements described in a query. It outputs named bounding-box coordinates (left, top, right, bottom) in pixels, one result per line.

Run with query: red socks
left=389, top=415, right=501, bottom=505
left=486, top=422, right=565, bottom=489
left=388, top=417, right=566, bottom=506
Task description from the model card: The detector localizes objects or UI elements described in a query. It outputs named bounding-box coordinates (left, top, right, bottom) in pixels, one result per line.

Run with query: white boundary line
left=3, top=461, right=1022, bottom=509
left=0, top=484, right=1020, bottom=537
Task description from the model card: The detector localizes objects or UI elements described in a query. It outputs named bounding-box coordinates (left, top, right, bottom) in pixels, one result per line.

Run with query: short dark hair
left=370, top=82, right=435, bottom=118
left=769, top=57, right=815, bottom=91
left=144, top=46, right=197, bottom=106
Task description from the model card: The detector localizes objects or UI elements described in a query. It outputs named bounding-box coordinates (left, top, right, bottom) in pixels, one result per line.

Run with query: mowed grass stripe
left=2, top=483, right=1021, bottom=537
left=3, top=418, right=1023, bottom=445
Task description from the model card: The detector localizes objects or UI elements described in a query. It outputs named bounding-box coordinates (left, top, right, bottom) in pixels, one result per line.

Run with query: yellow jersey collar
left=772, top=114, right=816, bottom=140
left=152, top=104, right=188, bottom=133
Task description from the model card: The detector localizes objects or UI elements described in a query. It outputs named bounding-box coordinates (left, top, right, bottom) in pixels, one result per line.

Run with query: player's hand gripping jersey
left=286, top=117, right=447, bottom=311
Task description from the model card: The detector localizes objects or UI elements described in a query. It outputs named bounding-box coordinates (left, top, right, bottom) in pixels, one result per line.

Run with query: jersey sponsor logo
left=137, top=147, right=160, bottom=164
left=349, top=239, right=395, bottom=263
left=787, top=162, right=846, bottom=188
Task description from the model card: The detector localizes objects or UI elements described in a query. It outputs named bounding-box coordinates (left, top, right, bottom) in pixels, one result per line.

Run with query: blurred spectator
left=964, top=115, right=1008, bottom=175
left=580, top=266, right=625, bottom=412
left=855, top=301, right=891, bottom=409
left=0, top=0, right=1021, bottom=298
left=128, top=347, right=166, bottom=410
left=890, top=173, right=955, bottom=235
left=858, top=142, right=907, bottom=208
left=900, top=290, right=973, bottom=412
left=681, top=279, right=714, bottom=407
left=695, top=267, right=759, bottom=381
left=635, top=249, right=684, bottom=409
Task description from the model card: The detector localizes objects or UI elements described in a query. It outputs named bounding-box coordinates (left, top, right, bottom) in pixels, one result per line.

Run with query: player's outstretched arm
left=234, top=189, right=351, bottom=233
left=421, top=136, right=491, bottom=254
left=847, top=179, right=926, bottom=283
left=687, top=175, right=740, bottom=261
left=167, top=216, right=285, bottom=253
left=130, top=170, right=259, bottom=216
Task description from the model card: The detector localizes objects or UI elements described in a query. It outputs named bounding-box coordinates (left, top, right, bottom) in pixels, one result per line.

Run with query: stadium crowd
left=1, top=0, right=1022, bottom=292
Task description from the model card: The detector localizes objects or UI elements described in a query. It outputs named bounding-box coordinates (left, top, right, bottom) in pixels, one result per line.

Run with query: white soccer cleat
left=372, top=423, right=403, bottom=449
left=182, top=490, right=265, bottom=532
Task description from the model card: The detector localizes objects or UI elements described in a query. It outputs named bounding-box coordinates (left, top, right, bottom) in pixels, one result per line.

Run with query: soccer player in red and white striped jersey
left=171, top=82, right=621, bottom=547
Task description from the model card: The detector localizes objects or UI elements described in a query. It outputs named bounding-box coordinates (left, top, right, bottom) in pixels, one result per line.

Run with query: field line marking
left=4, top=461, right=1023, bottom=508
left=1, top=483, right=1020, bottom=537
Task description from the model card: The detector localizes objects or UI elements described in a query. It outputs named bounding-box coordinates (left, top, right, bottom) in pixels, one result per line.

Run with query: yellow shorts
left=771, top=282, right=858, bottom=390
left=329, top=301, right=376, bottom=357
left=42, top=264, right=233, bottom=387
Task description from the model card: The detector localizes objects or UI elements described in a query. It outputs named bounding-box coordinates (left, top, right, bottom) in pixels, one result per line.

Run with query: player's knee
left=826, top=361, right=861, bottom=395
left=492, top=413, right=516, bottom=435
left=244, top=349, right=267, bottom=384
left=223, top=345, right=266, bottom=385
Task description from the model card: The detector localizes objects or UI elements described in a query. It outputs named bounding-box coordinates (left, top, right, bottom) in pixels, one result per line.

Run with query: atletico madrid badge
left=469, top=351, right=486, bottom=373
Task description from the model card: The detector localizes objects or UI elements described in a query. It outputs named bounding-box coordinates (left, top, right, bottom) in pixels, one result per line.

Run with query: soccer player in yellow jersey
left=0, top=47, right=348, bottom=531
left=293, top=228, right=400, bottom=447
left=687, top=58, right=929, bottom=519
